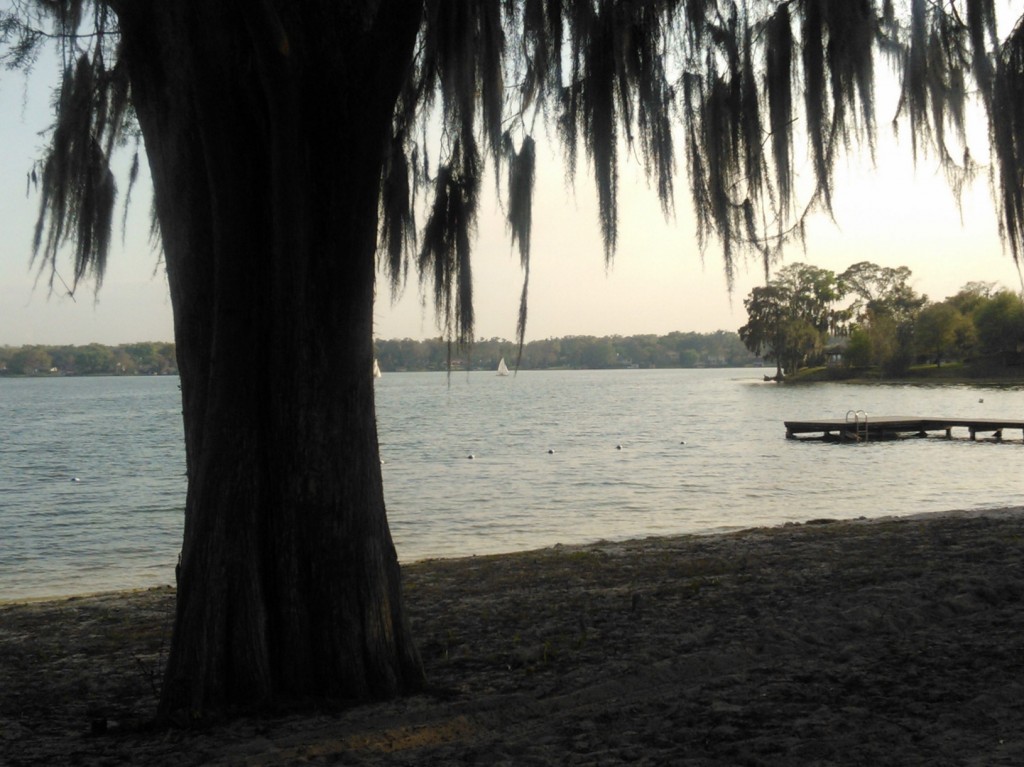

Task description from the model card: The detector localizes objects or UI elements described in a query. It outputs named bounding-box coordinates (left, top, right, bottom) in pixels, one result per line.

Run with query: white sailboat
left=373, top=358, right=382, bottom=378
left=496, top=357, right=510, bottom=376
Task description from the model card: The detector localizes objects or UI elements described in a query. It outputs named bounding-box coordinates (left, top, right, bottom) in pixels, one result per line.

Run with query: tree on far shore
left=915, top=303, right=965, bottom=366
left=4, top=1, right=1024, bottom=720
left=974, top=290, right=1024, bottom=359
left=840, top=261, right=927, bottom=375
left=739, top=263, right=845, bottom=377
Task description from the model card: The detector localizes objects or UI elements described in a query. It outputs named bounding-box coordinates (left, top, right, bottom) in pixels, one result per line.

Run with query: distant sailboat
left=373, top=359, right=382, bottom=378
left=496, top=357, right=510, bottom=377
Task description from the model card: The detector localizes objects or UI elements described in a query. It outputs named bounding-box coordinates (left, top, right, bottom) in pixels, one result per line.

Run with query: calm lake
left=2, top=369, right=1022, bottom=601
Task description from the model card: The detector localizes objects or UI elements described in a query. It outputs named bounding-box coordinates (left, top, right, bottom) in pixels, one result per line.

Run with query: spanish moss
left=507, top=134, right=536, bottom=351
left=14, top=0, right=1024, bottom=347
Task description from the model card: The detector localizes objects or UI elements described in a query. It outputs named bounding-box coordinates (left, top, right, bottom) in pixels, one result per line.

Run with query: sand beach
left=2, top=509, right=1023, bottom=765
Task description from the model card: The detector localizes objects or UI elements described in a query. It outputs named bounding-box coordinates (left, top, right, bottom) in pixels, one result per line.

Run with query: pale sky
left=1, top=44, right=1020, bottom=347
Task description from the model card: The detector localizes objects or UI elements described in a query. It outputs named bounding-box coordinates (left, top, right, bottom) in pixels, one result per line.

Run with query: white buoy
left=71, top=477, right=80, bottom=483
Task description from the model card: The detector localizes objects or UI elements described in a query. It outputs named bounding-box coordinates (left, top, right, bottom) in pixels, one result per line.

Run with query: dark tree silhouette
left=3, top=0, right=1023, bottom=720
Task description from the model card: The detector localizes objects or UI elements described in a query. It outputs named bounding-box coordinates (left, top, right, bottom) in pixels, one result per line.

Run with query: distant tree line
left=0, top=332, right=759, bottom=376
left=0, top=342, right=178, bottom=376
left=376, top=331, right=758, bottom=372
left=739, top=261, right=1024, bottom=378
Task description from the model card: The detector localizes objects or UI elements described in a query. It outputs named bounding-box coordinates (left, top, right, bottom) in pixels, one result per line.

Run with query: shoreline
left=5, top=506, right=1021, bottom=608
left=3, top=508, right=1024, bottom=765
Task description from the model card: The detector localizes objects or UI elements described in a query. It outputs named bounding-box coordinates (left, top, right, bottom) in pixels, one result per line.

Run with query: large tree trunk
left=113, top=1, right=424, bottom=718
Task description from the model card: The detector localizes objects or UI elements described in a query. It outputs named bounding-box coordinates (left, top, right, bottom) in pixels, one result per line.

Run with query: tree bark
left=113, top=1, right=425, bottom=718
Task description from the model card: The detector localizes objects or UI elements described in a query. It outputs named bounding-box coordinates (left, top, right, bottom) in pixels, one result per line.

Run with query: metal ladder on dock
left=845, top=410, right=868, bottom=442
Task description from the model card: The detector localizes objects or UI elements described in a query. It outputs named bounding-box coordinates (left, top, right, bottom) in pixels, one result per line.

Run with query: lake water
left=2, top=369, right=1023, bottom=601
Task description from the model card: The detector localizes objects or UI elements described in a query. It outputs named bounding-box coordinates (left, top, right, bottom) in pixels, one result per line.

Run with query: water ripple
left=5, top=369, right=1024, bottom=600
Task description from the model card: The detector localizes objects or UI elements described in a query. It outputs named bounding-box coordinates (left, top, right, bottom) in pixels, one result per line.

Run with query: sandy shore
left=2, top=509, right=1023, bottom=765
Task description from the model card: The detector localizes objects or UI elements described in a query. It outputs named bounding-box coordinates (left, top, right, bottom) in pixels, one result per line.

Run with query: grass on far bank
left=785, top=360, right=1024, bottom=385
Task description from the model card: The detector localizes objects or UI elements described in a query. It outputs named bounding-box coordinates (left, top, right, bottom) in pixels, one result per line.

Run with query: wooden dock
left=784, top=415, right=1024, bottom=442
